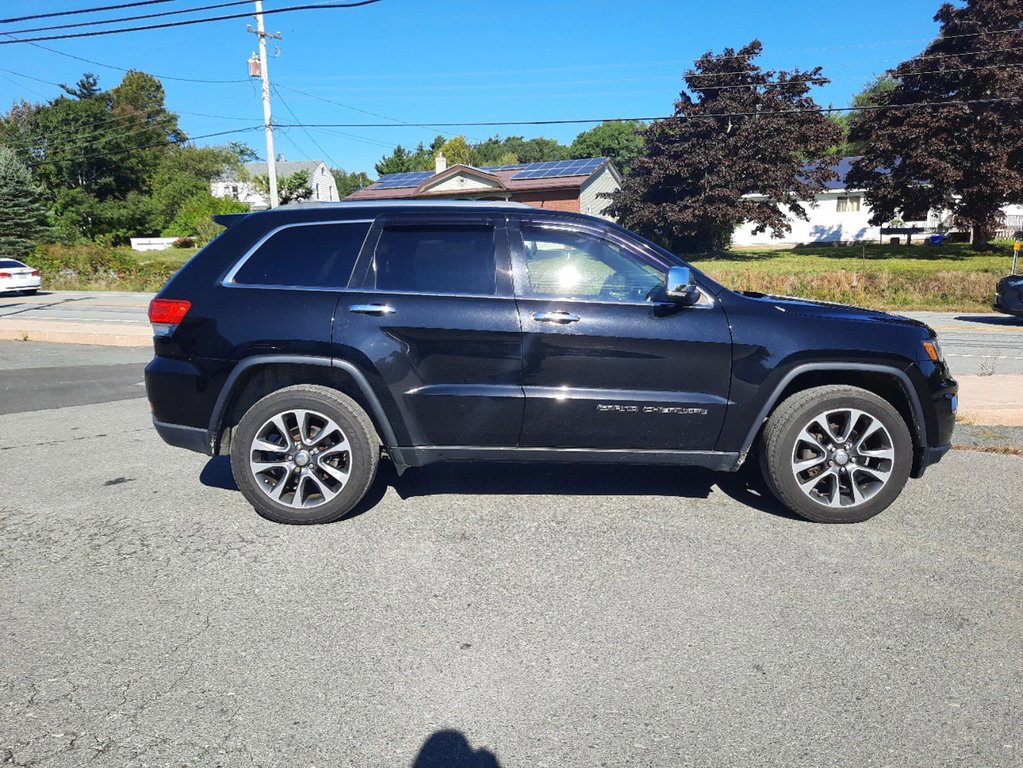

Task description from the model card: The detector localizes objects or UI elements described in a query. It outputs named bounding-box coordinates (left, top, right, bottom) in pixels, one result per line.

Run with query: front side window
left=372, top=224, right=496, bottom=295
left=519, top=226, right=664, bottom=302
left=232, top=221, right=370, bottom=288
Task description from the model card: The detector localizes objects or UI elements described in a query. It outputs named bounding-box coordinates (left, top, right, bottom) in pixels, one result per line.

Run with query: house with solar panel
left=212, top=160, right=340, bottom=208
left=344, top=154, right=622, bottom=219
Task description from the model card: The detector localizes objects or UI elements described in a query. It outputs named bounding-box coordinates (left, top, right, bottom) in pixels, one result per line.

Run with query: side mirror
left=666, top=266, right=699, bottom=304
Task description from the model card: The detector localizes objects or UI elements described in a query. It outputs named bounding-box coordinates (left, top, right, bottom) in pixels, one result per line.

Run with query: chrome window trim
left=353, top=289, right=515, bottom=301
left=222, top=219, right=374, bottom=288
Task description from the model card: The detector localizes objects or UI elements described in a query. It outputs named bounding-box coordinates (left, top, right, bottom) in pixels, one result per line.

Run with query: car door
left=510, top=217, right=733, bottom=450
left=334, top=214, right=524, bottom=448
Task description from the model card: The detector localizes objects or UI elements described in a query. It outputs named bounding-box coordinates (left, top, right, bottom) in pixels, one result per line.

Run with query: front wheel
left=230, top=385, right=380, bottom=524
left=759, top=385, right=913, bottom=523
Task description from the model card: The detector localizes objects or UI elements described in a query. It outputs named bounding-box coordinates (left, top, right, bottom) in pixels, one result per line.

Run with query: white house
left=731, top=157, right=1023, bottom=247
left=211, top=160, right=339, bottom=207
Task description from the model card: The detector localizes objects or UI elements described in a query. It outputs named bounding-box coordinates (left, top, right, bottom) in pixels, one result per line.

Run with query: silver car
left=0, top=258, right=41, bottom=295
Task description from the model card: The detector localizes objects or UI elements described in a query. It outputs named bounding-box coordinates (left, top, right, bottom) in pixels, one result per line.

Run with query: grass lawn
left=31, top=240, right=1019, bottom=312
left=689, top=242, right=1018, bottom=312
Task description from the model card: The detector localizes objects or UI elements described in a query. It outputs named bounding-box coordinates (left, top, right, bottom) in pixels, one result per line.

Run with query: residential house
left=731, top=156, right=1023, bottom=246
left=212, top=160, right=339, bottom=208
left=345, top=154, right=621, bottom=218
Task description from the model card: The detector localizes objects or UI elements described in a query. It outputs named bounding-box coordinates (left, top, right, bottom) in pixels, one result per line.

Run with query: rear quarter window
left=232, top=221, right=371, bottom=288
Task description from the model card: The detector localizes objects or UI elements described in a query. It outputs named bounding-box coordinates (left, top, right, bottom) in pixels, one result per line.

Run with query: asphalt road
left=1, top=347, right=1022, bottom=766
left=0, top=342, right=151, bottom=415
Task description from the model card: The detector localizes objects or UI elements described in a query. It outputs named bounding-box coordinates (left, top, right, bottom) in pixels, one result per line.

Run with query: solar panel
left=373, top=171, right=434, bottom=189
left=511, top=157, right=607, bottom=180
left=481, top=163, right=527, bottom=172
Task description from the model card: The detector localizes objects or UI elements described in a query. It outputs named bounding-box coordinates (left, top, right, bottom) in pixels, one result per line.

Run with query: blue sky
left=0, top=0, right=945, bottom=175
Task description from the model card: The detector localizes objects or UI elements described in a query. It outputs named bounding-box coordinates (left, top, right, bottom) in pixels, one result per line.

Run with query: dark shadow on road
left=201, top=456, right=801, bottom=522
left=954, top=314, right=1023, bottom=326
left=199, top=456, right=237, bottom=490
left=386, top=460, right=804, bottom=521
left=412, top=729, right=501, bottom=768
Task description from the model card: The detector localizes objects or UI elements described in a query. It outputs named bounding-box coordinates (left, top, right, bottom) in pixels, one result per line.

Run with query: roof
left=241, top=160, right=324, bottom=178
left=346, top=157, right=615, bottom=201
left=821, top=156, right=861, bottom=190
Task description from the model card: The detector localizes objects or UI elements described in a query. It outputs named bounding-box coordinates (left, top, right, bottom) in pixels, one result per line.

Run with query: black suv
left=145, top=201, right=957, bottom=524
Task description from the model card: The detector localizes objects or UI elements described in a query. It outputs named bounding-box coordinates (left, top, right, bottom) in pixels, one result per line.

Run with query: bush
left=172, top=236, right=196, bottom=249
left=31, top=243, right=182, bottom=291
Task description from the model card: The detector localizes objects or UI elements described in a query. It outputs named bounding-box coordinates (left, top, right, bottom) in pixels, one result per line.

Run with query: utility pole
left=248, top=1, right=281, bottom=208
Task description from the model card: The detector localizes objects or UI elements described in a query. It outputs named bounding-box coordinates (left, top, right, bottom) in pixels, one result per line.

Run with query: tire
left=758, top=385, right=913, bottom=523
left=229, top=385, right=380, bottom=524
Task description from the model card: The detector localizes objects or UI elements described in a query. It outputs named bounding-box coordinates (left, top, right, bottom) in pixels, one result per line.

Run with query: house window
left=837, top=196, right=861, bottom=213
left=315, top=183, right=320, bottom=199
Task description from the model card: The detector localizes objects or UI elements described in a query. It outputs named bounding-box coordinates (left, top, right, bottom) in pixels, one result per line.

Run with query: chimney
left=435, top=150, right=447, bottom=174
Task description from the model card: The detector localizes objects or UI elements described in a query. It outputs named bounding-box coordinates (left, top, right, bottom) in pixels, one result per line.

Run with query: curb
left=0, top=322, right=152, bottom=348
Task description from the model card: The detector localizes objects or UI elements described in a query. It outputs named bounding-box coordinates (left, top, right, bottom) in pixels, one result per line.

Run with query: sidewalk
left=0, top=318, right=152, bottom=346
left=955, top=374, right=1023, bottom=427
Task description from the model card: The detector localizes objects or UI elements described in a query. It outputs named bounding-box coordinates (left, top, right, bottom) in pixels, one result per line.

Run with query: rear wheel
left=759, top=385, right=913, bottom=523
left=230, top=385, right=380, bottom=524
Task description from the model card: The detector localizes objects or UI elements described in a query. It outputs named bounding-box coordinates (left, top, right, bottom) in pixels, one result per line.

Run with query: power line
left=690, top=62, right=1023, bottom=91
left=275, top=83, right=477, bottom=142
left=696, top=26, right=1023, bottom=62
left=3, top=1, right=257, bottom=36
left=25, top=125, right=263, bottom=167
left=0, top=33, right=252, bottom=83
left=271, top=97, right=1023, bottom=129
left=272, top=84, right=340, bottom=167
left=0, top=1, right=384, bottom=45
left=0, top=0, right=174, bottom=25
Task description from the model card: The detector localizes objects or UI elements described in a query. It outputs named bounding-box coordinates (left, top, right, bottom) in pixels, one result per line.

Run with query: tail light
left=148, top=298, right=191, bottom=336
left=30, top=270, right=39, bottom=277
left=0, top=272, right=11, bottom=278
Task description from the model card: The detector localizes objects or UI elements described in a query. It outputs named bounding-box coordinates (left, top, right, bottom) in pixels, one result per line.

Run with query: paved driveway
left=1, top=343, right=1021, bottom=767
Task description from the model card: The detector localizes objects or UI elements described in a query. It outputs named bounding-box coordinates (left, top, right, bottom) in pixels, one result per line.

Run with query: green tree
left=250, top=169, right=312, bottom=204
left=0, top=147, right=48, bottom=257
left=847, top=0, right=1022, bottom=244
left=439, top=135, right=475, bottom=166
left=608, top=41, right=841, bottom=253
left=163, top=191, right=248, bottom=244
left=374, top=137, right=444, bottom=176
left=331, top=168, right=373, bottom=198
left=150, top=144, right=239, bottom=228
left=829, top=76, right=898, bottom=156
left=569, top=121, right=646, bottom=174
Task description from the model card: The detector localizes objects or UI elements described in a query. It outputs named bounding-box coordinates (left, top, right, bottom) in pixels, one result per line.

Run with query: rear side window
left=232, top=221, right=370, bottom=288
left=372, top=224, right=496, bottom=295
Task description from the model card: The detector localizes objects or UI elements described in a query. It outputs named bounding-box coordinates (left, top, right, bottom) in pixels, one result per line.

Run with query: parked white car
left=0, top=258, right=41, bottom=295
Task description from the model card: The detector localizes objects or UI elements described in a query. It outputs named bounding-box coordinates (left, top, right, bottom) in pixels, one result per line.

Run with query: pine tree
left=0, top=147, right=48, bottom=258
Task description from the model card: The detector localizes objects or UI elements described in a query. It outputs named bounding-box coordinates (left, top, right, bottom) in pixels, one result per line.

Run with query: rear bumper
left=153, top=418, right=213, bottom=455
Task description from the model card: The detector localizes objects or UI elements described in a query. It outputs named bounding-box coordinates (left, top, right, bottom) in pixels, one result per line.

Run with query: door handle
left=533, top=310, right=580, bottom=324
left=349, top=304, right=396, bottom=315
